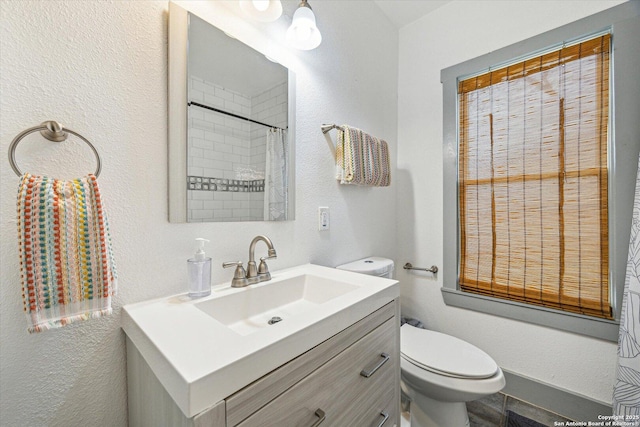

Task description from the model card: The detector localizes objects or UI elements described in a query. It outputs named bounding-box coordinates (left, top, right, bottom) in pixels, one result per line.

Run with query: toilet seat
left=401, top=324, right=498, bottom=379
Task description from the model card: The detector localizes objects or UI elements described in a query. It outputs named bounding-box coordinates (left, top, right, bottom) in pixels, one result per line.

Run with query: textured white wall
left=397, top=0, right=627, bottom=405
left=0, top=1, right=397, bottom=425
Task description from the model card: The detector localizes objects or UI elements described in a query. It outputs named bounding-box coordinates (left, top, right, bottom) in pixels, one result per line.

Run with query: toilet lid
left=401, top=324, right=498, bottom=379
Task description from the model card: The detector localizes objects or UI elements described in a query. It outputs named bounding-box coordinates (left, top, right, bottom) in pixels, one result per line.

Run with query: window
left=440, top=3, right=640, bottom=341
left=458, top=34, right=611, bottom=319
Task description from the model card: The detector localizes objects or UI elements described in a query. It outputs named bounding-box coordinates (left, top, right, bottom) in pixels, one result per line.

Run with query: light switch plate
left=318, top=207, right=330, bottom=231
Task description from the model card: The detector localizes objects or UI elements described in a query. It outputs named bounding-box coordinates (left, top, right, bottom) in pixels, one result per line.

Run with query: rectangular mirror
left=168, top=3, right=295, bottom=222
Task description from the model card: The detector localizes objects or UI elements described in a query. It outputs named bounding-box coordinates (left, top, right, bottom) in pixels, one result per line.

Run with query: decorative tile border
left=188, top=176, right=264, bottom=192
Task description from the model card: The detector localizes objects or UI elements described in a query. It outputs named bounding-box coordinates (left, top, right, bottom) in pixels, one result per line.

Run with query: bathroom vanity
left=123, top=264, right=400, bottom=426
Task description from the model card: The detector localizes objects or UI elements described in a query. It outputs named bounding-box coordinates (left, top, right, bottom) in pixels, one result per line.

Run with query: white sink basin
left=195, top=274, right=359, bottom=335
left=122, top=263, right=398, bottom=418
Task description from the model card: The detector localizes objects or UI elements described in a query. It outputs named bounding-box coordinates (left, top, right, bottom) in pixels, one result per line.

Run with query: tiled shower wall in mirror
left=187, top=76, right=287, bottom=221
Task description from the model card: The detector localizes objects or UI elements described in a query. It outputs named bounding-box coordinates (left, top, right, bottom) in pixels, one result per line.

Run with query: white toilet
left=337, top=257, right=506, bottom=427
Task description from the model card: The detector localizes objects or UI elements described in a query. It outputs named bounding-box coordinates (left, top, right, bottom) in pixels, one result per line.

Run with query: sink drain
left=268, top=316, right=283, bottom=325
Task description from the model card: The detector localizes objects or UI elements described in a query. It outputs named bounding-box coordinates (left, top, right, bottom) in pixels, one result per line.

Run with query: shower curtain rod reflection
left=188, top=101, right=286, bottom=131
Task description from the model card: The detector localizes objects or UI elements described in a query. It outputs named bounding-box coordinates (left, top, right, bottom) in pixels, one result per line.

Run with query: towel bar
left=403, top=263, right=438, bottom=274
left=321, top=123, right=345, bottom=134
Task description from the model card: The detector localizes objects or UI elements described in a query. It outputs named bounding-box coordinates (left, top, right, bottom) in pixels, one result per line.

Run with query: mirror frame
left=168, top=2, right=296, bottom=223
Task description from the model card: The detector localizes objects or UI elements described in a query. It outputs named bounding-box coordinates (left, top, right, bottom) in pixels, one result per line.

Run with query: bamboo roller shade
left=458, top=34, right=611, bottom=319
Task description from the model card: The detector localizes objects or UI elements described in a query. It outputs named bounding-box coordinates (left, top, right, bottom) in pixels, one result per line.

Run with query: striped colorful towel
left=335, top=125, right=390, bottom=186
left=16, top=173, right=117, bottom=333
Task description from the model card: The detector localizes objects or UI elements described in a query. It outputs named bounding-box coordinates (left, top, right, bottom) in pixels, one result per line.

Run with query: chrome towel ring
left=8, top=121, right=102, bottom=177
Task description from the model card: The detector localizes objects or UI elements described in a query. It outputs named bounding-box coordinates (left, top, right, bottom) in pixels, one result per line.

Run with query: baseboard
left=502, top=369, right=611, bottom=422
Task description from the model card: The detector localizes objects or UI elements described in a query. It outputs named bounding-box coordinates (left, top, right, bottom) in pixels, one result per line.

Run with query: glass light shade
left=239, top=0, right=283, bottom=22
left=252, top=0, right=269, bottom=12
left=286, top=6, right=321, bottom=50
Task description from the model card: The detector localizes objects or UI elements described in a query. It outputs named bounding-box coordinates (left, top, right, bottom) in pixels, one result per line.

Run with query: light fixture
left=239, top=0, right=283, bottom=23
left=286, top=0, right=322, bottom=50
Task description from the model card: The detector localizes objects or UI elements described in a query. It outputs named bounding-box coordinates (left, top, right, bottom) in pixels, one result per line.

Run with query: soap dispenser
left=187, top=238, right=212, bottom=298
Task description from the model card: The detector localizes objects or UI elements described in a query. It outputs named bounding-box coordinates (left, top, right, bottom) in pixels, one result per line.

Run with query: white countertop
left=122, top=263, right=399, bottom=418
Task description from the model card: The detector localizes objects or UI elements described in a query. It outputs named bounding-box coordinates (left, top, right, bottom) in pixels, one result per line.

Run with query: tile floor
left=400, top=392, right=573, bottom=426
left=467, top=392, right=573, bottom=426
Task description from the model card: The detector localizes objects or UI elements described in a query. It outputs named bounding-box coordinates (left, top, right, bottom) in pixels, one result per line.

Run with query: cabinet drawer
left=237, top=317, right=397, bottom=427
left=367, top=384, right=398, bottom=427
left=226, top=302, right=396, bottom=426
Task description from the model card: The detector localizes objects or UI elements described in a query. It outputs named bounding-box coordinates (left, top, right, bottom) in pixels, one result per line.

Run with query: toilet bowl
left=400, top=324, right=505, bottom=427
left=336, top=257, right=505, bottom=427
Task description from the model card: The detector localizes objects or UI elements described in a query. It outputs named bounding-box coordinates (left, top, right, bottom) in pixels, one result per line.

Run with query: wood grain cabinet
left=127, top=300, right=400, bottom=427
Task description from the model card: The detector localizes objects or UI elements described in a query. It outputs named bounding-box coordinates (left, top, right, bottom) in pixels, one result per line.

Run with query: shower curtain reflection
left=264, top=128, right=288, bottom=221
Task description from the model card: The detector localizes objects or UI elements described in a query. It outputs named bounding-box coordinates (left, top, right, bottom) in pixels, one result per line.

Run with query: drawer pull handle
left=377, top=411, right=390, bottom=427
left=310, top=408, right=326, bottom=426
left=360, top=353, right=390, bottom=378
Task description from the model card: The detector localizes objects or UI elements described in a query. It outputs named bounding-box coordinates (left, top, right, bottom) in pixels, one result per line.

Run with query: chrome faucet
left=247, top=235, right=277, bottom=284
left=222, top=261, right=249, bottom=288
left=222, top=235, right=277, bottom=288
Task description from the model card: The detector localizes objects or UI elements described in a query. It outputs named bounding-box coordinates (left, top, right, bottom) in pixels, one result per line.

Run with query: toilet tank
left=336, top=257, right=395, bottom=279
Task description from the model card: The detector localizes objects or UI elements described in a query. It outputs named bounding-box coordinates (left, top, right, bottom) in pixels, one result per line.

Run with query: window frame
left=441, top=2, right=640, bottom=342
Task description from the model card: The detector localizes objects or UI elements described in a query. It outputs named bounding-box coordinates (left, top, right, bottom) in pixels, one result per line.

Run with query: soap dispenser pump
left=187, top=238, right=212, bottom=298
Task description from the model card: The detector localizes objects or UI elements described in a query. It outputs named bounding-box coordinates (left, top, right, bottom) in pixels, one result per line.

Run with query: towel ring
left=8, top=121, right=102, bottom=177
